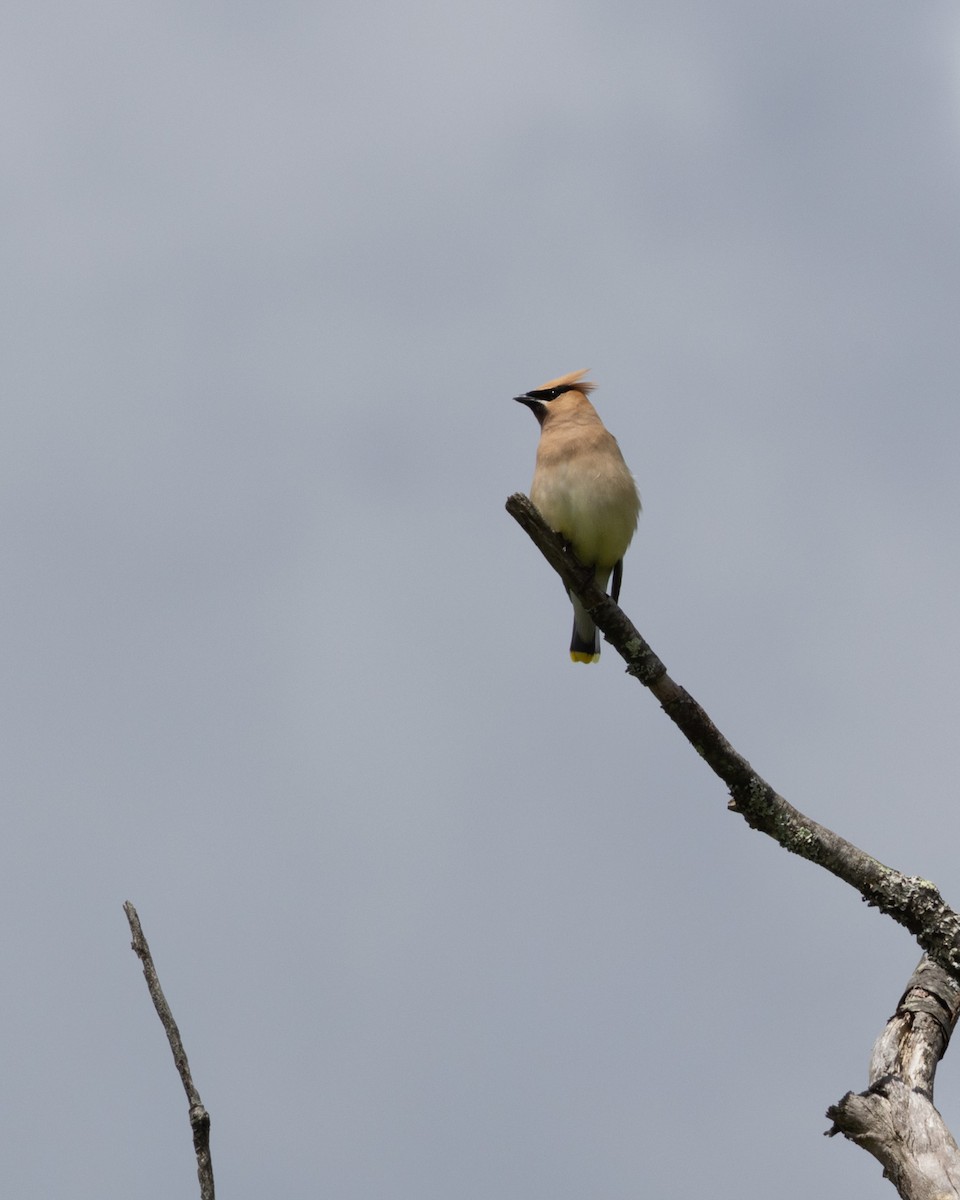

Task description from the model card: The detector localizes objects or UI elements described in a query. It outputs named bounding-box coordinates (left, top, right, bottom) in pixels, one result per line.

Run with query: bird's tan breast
left=530, top=427, right=640, bottom=568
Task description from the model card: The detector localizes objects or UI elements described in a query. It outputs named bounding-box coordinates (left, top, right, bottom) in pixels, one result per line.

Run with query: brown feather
left=534, top=368, right=596, bottom=394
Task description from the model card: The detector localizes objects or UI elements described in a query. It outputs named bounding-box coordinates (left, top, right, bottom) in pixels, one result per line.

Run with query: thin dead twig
left=124, top=901, right=214, bottom=1200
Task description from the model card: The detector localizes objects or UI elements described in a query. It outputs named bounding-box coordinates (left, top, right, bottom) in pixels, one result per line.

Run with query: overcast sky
left=5, top=2, right=960, bottom=1196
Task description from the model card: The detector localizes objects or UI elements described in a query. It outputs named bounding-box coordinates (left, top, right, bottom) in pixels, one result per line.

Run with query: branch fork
left=507, top=491, right=960, bottom=1197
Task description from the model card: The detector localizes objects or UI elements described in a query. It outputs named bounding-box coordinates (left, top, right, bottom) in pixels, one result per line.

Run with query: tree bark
left=507, top=491, right=960, bottom=1195
left=124, top=902, right=215, bottom=1200
left=506, top=492, right=960, bottom=975
left=827, top=956, right=960, bottom=1198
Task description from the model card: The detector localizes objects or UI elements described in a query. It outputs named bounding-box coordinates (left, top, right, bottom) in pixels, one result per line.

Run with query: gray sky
left=4, top=2, right=960, bottom=1195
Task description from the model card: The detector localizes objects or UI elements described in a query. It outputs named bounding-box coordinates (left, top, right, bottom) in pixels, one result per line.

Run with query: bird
left=515, top=369, right=641, bottom=663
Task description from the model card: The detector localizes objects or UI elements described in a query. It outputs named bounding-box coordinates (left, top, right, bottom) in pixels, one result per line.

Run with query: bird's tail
left=569, top=593, right=600, bottom=664
left=568, top=565, right=618, bottom=664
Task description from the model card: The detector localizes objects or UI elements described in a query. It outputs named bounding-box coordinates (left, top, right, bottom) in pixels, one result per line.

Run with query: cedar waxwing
left=515, top=369, right=641, bottom=663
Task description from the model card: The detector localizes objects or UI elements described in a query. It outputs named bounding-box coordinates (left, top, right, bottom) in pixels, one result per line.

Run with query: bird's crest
left=535, top=368, right=596, bottom=394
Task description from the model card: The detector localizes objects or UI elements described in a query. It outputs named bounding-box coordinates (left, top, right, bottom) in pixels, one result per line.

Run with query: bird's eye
left=525, top=385, right=568, bottom=402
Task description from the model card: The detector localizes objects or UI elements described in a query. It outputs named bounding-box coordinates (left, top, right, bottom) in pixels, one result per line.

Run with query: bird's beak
left=515, top=393, right=546, bottom=425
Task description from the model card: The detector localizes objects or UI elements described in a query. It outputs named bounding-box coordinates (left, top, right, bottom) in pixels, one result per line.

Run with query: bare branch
left=124, top=901, right=215, bottom=1200
left=506, top=492, right=960, bottom=977
left=826, top=956, right=960, bottom=1199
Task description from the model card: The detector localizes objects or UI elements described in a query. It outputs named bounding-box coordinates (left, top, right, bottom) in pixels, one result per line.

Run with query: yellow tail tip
left=570, top=651, right=600, bottom=664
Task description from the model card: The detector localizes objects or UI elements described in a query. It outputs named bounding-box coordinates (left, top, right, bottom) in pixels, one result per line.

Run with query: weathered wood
left=507, top=490, right=960, bottom=1195
left=125, top=902, right=215, bottom=1200
left=506, top=492, right=960, bottom=975
left=827, top=957, right=960, bottom=1198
